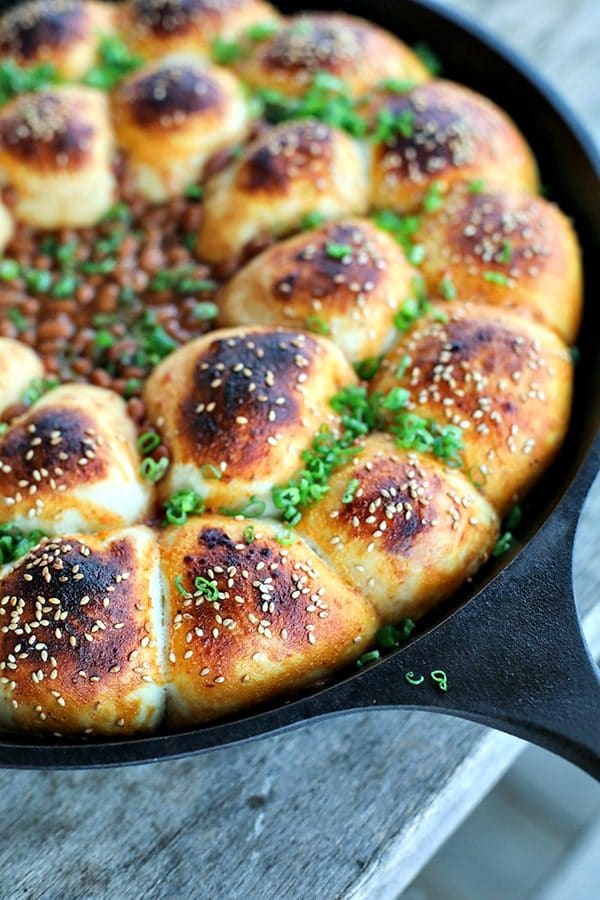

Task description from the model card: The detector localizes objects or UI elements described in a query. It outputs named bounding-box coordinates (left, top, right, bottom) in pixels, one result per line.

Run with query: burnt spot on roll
left=372, top=88, right=479, bottom=180
left=238, top=122, right=335, bottom=193
left=177, top=330, right=316, bottom=467
left=272, top=222, right=387, bottom=309
left=0, top=405, right=108, bottom=497
left=0, top=93, right=94, bottom=172
left=0, top=537, right=141, bottom=706
left=130, top=0, right=240, bottom=36
left=264, top=15, right=365, bottom=73
left=170, top=525, right=323, bottom=672
left=334, top=455, right=442, bottom=554
left=122, top=63, right=224, bottom=128
left=0, top=0, right=86, bottom=61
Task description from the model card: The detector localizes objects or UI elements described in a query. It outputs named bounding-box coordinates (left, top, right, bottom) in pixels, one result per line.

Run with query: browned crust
left=0, top=530, right=161, bottom=732
left=0, top=92, right=95, bottom=172
left=0, top=0, right=87, bottom=61
left=117, top=62, right=225, bottom=129
left=174, top=330, right=321, bottom=468
left=237, top=120, right=336, bottom=194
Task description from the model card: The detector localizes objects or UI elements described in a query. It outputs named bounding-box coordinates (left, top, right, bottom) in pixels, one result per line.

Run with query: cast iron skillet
left=0, top=0, right=599, bottom=774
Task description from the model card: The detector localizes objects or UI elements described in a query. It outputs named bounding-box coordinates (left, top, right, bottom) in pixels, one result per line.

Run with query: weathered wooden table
left=2, top=2, right=599, bottom=898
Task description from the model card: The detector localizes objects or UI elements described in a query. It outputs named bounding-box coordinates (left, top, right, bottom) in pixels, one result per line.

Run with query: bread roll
left=0, top=0, right=115, bottom=78
left=237, top=12, right=429, bottom=98
left=0, top=384, right=152, bottom=534
left=119, top=0, right=279, bottom=60
left=112, top=55, right=250, bottom=202
left=416, top=183, right=583, bottom=343
left=143, top=325, right=357, bottom=512
left=371, top=303, right=573, bottom=514
left=196, top=120, right=369, bottom=264
left=0, top=339, right=44, bottom=419
left=368, top=80, right=538, bottom=214
left=160, top=514, right=378, bottom=725
left=298, top=433, right=498, bottom=624
left=0, top=86, right=115, bottom=228
left=219, top=218, right=419, bottom=362
left=0, top=526, right=165, bottom=735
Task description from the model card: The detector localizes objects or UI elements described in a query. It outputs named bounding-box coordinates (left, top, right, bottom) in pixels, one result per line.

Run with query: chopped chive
left=356, top=649, right=381, bottom=668
left=354, top=356, right=382, bottom=381
left=439, top=276, right=456, bottom=300
left=140, top=456, right=169, bottom=483
left=423, top=181, right=444, bottom=213
left=483, top=270, right=510, bottom=286
left=468, top=178, right=486, bottom=194
left=137, top=431, right=161, bottom=455
left=246, top=21, right=279, bottom=41
left=300, top=211, right=326, bottom=231
left=212, top=36, right=246, bottom=64
left=184, top=184, right=204, bottom=200
left=8, top=307, right=27, bottom=333
left=499, top=240, right=513, bottom=264
left=163, top=490, right=205, bottom=526
left=325, top=242, right=353, bottom=260
left=0, top=259, right=20, bottom=280
left=341, top=478, right=360, bottom=504
left=304, top=315, right=331, bottom=336
left=200, top=463, right=222, bottom=480
left=194, top=576, right=220, bottom=601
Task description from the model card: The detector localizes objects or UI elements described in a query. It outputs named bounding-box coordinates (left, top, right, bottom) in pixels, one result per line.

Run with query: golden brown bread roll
left=143, top=325, right=357, bottom=511
left=236, top=12, right=430, bottom=98
left=219, top=218, right=419, bottom=363
left=416, top=183, right=583, bottom=343
left=0, top=0, right=115, bottom=78
left=0, top=338, right=44, bottom=418
left=159, top=514, right=378, bottom=725
left=112, top=55, right=250, bottom=202
left=0, top=86, right=115, bottom=229
left=297, top=433, right=498, bottom=625
left=0, top=384, right=152, bottom=534
left=0, top=526, right=165, bottom=736
left=368, top=80, right=538, bottom=214
left=371, top=303, right=573, bottom=515
left=196, top=119, right=369, bottom=264
left=119, top=0, right=279, bottom=60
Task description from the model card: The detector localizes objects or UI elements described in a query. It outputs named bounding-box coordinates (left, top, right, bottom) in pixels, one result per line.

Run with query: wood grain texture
left=0, top=2, right=598, bottom=899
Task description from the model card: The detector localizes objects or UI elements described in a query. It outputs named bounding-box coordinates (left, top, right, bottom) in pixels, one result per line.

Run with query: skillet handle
left=340, top=443, right=600, bottom=779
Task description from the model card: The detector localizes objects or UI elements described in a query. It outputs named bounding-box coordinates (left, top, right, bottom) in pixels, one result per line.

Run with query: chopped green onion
left=423, top=181, right=444, bottom=213
left=300, top=211, right=326, bottom=231
left=212, top=37, right=245, bottom=64
left=8, top=307, right=27, bottom=333
left=341, top=478, right=360, bottom=504
left=21, top=376, right=59, bottom=407
left=413, top=41, right=442, bottom=76
left=275, top=528, right=295, bottom=546
left=137, top=431, right=161, bottom=455
left=200, top=463, right=222, bottom=480
left=372, top=107, right=415, bottom=143
left=304, top=315, right=331, bottom=336
left=468, top=178, right=486, bottom=194
left=192, top=301, right=219, bottom=321
left=140, top=456, right=170, bottom=484
left=499, top=240, right=513, bottom=264
left=325, top=242, right=353, bottom=260
left=184, top=184, right=204, bottom=200
left=354, top=356, right=382, bottom=381
left=377, top=78, right=417, bottom=95
left=0, top=258, right=20, bottom=280
left=194, top=576, right=220, bottom=601
left=243, top=525, right=255, bottom=544
left=439, top=275, right=457, bottom=300
left=356, top=649, right=381, bottom=668
left=0, top=525, right=46, bottom=565
left=163, top=490, right=205, bottom=526
left=483, top=270, right=510, bottom=286
left=430, top=669, right=448, bottom=691
left=246, top=21, right=279, bottom=41
left=51, top=274, right=78, bottom=298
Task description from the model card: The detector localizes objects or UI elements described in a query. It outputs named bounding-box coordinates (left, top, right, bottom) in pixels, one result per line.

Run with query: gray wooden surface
left=1, top=2, right=599, bottom=899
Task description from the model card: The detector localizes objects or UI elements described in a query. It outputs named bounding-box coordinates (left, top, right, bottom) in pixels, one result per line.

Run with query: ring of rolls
left=0, top=0, right=581, bottom=738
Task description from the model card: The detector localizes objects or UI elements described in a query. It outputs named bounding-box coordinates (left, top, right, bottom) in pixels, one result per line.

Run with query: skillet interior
left=0, top=0, right=598, bottom=766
